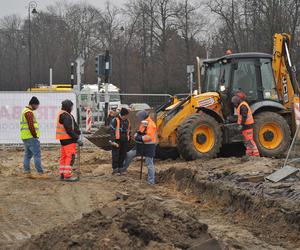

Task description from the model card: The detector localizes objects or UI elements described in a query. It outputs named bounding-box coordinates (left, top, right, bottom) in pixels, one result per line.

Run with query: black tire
left=253, top=112, right=291, bottom=157
left=155, top=146, right=179, bottom=160
left=177, top=113, right=222, bottom=161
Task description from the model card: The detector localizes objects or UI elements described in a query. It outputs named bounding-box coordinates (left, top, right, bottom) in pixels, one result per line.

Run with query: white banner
left=0, top=92, right=77, bottom=144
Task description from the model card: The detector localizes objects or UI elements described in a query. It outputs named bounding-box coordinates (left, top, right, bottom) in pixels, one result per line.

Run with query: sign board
left=0, top=92, right=77, bottom=144
left=187, top=65, right=195, bottom=73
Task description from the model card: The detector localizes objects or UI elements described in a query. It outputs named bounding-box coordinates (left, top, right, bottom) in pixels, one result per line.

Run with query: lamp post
left=27, top=1, right=37, bottom=91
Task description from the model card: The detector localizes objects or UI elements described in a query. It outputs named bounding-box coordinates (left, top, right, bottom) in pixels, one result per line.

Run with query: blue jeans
left=22, top=138, right=44, bottom=173
left=123, top=149, right=155, bottom=184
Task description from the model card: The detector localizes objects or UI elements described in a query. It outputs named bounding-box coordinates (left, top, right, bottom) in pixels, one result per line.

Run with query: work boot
left=64, top=176, right=79, bottom=182
left=60, top=174, right=64, bottom=180
left=112, top=169, right=120, bottom=176
left=119, top=167, right=128, bottom=175
left=31, top=172, right=50, bottom=180
left=23, top=172, right=32, bottom=178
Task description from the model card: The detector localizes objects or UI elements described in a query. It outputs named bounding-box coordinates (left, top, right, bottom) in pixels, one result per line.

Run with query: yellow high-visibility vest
left=20, top=107, right=40, bottom=140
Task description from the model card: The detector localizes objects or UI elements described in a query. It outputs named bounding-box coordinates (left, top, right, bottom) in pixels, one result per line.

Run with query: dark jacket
left=110, top=116, right=130, bottom=143
left=59, top=112, right=80, bottom=146
left=239, top=104, right=253, bottom=130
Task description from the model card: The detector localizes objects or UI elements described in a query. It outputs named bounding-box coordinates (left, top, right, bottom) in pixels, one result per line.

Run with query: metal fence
left=118, top=93, right=172, bottom=109
left=80, top=93, right=172, bottom=132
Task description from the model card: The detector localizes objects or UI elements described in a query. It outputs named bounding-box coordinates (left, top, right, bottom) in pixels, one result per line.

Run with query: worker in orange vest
left=123, top=110, right=158, bottom=184
left=231, top=95, right=260, bottom=157
left=110, top=108, right=130, bottom=175
left=56, top=100, right=82, bottom=182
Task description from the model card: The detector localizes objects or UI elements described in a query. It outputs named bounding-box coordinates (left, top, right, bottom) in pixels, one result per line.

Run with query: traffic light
left=95, top=53, right=112, bottom=77
left=95, top=55, right=100, bottom=76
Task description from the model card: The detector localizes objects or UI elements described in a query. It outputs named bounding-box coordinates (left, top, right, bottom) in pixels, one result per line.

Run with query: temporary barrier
left=0, top=92, right=77, bottom=144
left=86, top=107, right=92, bottom=133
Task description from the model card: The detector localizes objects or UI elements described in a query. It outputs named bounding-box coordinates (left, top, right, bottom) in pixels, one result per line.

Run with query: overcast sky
left=0, top=0, right=126, bottom=18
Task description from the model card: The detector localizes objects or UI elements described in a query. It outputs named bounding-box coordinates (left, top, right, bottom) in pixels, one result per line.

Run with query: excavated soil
left=0, top=146, right=300, bottom=249
left=19, top=196, right=224, bottom=250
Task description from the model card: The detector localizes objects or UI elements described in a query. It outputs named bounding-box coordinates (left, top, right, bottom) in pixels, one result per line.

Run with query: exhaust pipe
left=196, top=57, right=202, bottom=94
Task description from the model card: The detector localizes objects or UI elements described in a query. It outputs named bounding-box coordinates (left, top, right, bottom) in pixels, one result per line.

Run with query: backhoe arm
left=272, top=33, right=299, bottom=109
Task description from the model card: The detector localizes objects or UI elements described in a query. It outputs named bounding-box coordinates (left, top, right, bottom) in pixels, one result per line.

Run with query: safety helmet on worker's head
left=231, top=95, right=242, bottom=107
left=62, top=99, right=74, bottom=113
left=136, top=110, right=149, bottom=122
left=236, top=90, right=247, bottom=100
left=141, top=120, right=149, bottom=127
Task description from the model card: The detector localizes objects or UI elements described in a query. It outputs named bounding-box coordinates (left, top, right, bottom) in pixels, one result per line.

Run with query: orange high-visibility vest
left=115, top=117, right=131, bottom=140
left=56, top=110, right=74, bottom=140
left=237, top=101, right=254, bottom=125
left=139, top=117, right=157, bottom=144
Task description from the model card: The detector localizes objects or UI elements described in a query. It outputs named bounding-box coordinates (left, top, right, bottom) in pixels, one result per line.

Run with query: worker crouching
left=56, top=100, right=83, bottom=182
left=124, top=110, right=157, bottom=185
left=232, top=95, right=260, bottom=157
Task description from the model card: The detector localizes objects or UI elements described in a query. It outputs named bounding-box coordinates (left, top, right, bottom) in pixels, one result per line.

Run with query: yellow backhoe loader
left=156, top=33, right=299, bottom=160
left=88, top=33, right=299, bottom=161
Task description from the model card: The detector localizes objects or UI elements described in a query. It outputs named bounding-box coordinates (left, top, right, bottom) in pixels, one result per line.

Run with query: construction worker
left=110, top=108, right=130, bottom=175
left=20, top=96, right=48, bottom=179
left=123, top=110, right=157, bottom=185
left=105, top=108, right=117, bottom=126
left=56, top=100, right=82, bottom=182
left=231, top=95, right=260, bottom=157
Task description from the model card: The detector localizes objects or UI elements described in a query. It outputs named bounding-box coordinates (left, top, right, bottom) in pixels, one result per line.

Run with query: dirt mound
left=19, top=197, right=225, bottom=250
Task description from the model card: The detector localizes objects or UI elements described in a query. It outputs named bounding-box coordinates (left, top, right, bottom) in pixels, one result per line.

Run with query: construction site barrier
left=0, top=91, right=77, bottom=144
left=0, top=91, right=171, bottom=142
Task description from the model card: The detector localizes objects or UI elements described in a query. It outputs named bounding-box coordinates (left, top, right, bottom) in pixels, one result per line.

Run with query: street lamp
left=27, top=1, right=37, bottom=91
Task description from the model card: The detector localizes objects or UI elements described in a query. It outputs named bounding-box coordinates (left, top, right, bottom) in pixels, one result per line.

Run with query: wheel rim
left=193, top=125, right=215, bottom=153
left=258, top=123, right=283, bottom=149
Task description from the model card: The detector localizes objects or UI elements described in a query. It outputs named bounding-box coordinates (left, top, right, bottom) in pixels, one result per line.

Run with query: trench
left=157, top=166, right=300, bottom=249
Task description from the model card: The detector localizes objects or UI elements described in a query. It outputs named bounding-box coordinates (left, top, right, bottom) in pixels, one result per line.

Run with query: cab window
left=260, top=58, right=279, bottom=101
left=232, top=59, right=258, bottom=101
left=219, top=62, right=231, bottom=91
left=203, top=62, right=220, bottom=92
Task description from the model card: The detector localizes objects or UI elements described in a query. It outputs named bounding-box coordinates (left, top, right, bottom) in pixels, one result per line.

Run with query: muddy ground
left=0, top=146, right=299, bottom=249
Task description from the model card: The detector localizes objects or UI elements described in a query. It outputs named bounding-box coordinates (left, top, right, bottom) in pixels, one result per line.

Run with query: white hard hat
left=141, top=120, right=149, bottom=127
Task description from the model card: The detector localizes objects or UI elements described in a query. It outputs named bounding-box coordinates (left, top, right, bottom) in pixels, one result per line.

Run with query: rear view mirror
left=200, top=65, right=205, bottom=76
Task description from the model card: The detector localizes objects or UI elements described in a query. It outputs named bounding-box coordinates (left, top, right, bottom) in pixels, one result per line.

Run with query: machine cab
left=202, top=53, right=280, bottom=117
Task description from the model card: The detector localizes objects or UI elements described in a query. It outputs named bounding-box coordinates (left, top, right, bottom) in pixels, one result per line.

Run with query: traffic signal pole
left=104, top=50, right=110, bottom=123
left=95, top=50, right=112, bottom=124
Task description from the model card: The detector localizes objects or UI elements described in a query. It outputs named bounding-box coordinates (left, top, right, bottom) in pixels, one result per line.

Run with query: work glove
left=137, top=131, right=146, bottom=136
left=77, top=139, right=84, bottom=147
left=109, top=140, right=119, bottom=148
left=134, top=133, right=143, bottom=143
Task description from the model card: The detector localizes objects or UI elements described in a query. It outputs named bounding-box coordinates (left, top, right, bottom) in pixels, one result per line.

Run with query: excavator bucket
left=86, top=110, right=156, bottom=151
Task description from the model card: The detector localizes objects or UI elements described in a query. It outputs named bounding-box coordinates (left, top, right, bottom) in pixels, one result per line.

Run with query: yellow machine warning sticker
left=198, top=97, right=215, bottom=107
